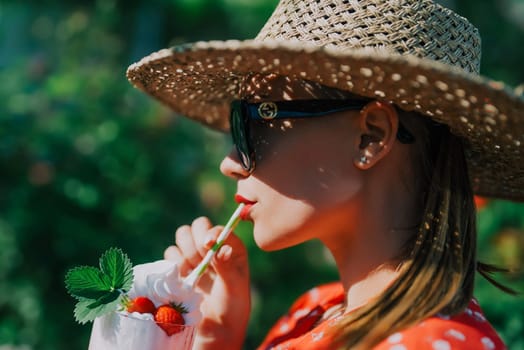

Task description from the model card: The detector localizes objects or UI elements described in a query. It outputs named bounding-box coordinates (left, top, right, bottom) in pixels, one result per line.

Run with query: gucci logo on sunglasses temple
left=230, top=99, right=416, bottom=172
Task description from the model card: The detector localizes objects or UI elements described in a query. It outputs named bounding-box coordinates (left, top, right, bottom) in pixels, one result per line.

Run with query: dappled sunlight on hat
left=126, top=0, right=524, bottom=201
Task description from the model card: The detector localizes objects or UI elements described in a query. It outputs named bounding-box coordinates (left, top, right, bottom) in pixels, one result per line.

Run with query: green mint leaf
left=65, top=247, right=136, bottom=324
left=65, top=266, right=112, bottom=300
left=73, top=293, right=122, bottom=324
left=99, top=247, right=133, bottom=292
left=86, top=289, right=121, bottom=309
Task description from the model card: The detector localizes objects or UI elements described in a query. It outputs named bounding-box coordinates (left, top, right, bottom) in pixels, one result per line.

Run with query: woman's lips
left=239, top=205, right=253, bottom=220
left=234, top=194, right=256, bottom=205
left=234, top=194, right=256, bottom=220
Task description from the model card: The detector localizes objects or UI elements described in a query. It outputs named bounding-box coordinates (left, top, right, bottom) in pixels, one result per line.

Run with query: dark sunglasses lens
left=231, top=105, right=253, bottom=171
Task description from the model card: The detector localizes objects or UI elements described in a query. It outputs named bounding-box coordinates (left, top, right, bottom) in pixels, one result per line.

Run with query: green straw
left=183, top=203, right=245, bottom=288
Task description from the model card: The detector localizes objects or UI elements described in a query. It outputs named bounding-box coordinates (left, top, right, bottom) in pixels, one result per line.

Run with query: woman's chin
left=252, top=230, right=281, bottom=251
left=252, top=227, right=305, bottom=252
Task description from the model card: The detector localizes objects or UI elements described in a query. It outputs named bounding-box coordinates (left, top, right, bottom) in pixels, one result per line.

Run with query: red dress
left=257, top=282, right=506, bottom=350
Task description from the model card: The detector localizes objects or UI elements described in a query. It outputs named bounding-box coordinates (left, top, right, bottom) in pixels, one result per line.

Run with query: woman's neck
left=320, top=150, right=420, bottom=313
left=344, top=266, right=400, bottom=313
left=322, top=203, right=413, bottom=314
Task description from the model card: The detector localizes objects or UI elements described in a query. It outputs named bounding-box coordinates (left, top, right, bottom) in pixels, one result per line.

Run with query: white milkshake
left=88, top=260, right=202, bottom=350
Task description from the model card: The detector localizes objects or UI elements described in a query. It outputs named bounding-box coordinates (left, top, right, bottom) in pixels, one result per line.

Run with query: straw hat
left=127, top=0, right=524, bottom=201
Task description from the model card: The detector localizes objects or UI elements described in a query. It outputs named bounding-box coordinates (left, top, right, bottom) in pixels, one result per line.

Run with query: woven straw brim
left=127, top=40, right=524, bottom=201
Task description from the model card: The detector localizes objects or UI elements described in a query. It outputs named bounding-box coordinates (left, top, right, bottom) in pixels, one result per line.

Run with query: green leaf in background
left=99, top=247, right=134, bottom=292
left=65, top=266, right=112, bottom=300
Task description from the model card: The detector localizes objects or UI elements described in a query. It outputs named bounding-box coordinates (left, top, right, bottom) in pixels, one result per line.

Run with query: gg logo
left=257, top=102, right=278, bottom=120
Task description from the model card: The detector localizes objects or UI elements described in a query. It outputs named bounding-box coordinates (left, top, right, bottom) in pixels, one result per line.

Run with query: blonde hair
left=333, top=113, right=478, bottom=349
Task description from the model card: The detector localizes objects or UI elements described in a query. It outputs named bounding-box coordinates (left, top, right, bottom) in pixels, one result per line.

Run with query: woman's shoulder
left=287, top=282, right=344, bottom=313
left=374, top=299, right=506, bottom=350
left=257, top=282, right=344, bottom=350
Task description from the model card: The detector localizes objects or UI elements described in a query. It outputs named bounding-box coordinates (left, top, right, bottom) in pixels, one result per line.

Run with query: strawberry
left=154, top=302, right=188, bottom=336
left=126, top=296, right=156, bottom=314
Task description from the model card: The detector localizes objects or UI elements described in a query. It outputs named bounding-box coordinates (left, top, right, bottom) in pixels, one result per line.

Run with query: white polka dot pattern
left=256, top=283, right=507, bottom=350
left=388, top=333, right=403, bottom=344
left=445, top=329, right=466, bottom=341
left=432, top=340, right=451, bottom=350
left=311, top=331, right=324, bottom=342
left=481, top=337, right=496, bottom=350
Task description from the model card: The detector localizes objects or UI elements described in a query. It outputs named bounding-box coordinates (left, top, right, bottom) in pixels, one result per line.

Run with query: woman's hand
left=164, top=217, right=250, bottom=350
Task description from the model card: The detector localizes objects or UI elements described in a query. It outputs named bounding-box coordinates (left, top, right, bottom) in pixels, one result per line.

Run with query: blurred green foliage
left=0, top=0, right=523, bottom=349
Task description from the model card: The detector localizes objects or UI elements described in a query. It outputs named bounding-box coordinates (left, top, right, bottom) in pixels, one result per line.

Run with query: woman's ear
left=353, top=101, right=398, bottom=170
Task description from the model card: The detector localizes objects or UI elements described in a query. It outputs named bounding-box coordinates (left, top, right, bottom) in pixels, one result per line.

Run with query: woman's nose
left=220, top=148, right=251, bottom=179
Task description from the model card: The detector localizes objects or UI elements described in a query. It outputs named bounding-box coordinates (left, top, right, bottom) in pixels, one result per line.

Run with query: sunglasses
left=230, top=99, right=415, bottom=172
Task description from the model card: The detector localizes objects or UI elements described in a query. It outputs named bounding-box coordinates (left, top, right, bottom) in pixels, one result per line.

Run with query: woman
left=126, top=0, right=523, bottom=349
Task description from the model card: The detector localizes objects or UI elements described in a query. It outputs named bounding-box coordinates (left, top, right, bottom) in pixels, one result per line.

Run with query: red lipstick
left=234, top=194, right=256, bottom=220
left=234, top=194, right=255, bottom=204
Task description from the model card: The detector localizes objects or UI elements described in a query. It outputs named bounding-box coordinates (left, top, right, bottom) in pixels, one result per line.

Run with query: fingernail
left=218, top=245, right=232, bottom=260
left=204, top=235, right=214, bottom=248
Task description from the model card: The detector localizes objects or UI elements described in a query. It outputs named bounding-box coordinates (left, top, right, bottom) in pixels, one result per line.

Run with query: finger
left=216, top=245, right=233, bottom=261
left=203, top=226, right=223, bottom=250
left=190, top=217, right=215, bottom=257
left=175, top=225, right=201, bottom=269
left=163, top=245, right=192, bottom=275
left=164, top=245, right=181, bottom=262
left=211, top=232, right=249, bottom=285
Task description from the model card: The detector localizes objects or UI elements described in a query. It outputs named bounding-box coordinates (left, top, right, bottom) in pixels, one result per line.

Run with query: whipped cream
left=88, top=260, right=202, bottom=350
left=129, top=260, right=202, bottom=326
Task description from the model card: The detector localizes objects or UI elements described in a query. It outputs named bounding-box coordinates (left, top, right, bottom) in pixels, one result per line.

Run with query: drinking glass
left=88, top=312, right=196, bottom=350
